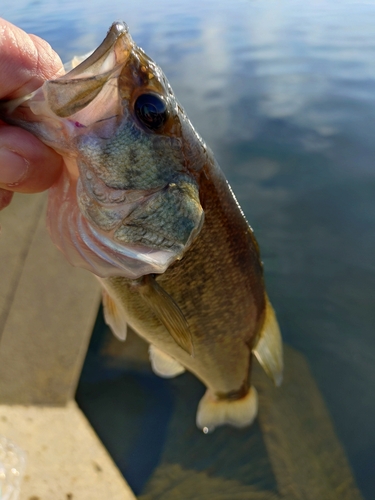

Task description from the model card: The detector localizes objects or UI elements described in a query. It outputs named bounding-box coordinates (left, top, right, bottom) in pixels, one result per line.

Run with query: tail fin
left=253, top=296, right=283, bottom=386
left=196, top=387, right=258, bottom=433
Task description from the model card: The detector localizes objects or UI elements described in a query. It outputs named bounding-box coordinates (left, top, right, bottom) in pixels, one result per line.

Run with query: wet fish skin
left=1, top=22, right=283, bottom=431
left=105, top=160, right=266, bottom=394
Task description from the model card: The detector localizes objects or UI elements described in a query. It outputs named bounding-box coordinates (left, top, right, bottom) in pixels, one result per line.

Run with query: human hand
left=0, top=18, right=64, bottom=210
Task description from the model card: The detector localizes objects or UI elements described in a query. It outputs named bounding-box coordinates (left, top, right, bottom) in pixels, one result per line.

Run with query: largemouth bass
left=2, top=22, right=283, bottom=432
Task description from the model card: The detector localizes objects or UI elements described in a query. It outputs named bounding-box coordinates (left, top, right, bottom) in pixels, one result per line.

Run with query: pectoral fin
left=139, top=275, right=194, bottom=356
left=102, top=288, right=127, bottom=341
left=253, top=296, right=283, bottom=386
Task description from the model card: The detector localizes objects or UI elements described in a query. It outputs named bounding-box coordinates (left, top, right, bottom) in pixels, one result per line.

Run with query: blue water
left=2, top=1, right=375, bottom=498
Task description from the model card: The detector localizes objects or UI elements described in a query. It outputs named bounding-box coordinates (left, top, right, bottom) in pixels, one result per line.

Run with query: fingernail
left=0, top=149, right=29, bottom=186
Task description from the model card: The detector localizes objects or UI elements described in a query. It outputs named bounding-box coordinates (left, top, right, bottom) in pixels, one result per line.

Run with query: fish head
left=9, top=22, right=206, bottom=279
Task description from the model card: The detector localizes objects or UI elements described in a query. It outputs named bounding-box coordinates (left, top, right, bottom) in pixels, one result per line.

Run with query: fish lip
left=109, top=21, right=129, bottom=37
left=62, top=21, right=132, bottom=81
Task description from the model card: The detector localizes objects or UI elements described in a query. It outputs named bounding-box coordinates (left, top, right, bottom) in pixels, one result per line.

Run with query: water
left=2, top=1, right=375, bottom=498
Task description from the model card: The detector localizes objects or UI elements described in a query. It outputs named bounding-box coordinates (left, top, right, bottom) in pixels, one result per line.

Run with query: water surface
left=2, top=1, right=375, bottom=498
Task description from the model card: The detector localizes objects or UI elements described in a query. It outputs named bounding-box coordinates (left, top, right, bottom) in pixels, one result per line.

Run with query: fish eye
left=134, top=93, right=168, bottom=131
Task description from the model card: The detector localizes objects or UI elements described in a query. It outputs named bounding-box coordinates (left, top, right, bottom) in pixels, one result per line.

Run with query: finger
left=0, top=123, right=63, bottom=193
left=0, top=18, right=63, bottom=100
left=0, top=188, right=13, bottom=210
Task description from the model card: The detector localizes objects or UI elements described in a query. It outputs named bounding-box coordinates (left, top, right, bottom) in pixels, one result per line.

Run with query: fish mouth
left=1, top=22, right=137, bottom=154
left=39, top=21, right=135, bottom=124
left=62, top=21, right=132, bottom=81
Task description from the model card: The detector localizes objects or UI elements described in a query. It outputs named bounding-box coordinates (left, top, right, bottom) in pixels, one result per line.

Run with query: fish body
left=2, top=22, right=283, bottom=431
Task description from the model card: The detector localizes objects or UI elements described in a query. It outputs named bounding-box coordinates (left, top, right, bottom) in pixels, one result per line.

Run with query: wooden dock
left=0, top=192, right=364, bottom=499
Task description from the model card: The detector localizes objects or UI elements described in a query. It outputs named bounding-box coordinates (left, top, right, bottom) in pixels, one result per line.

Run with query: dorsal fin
left=102, top=288, right=127, bottom=341
left=138, top=275, right=194, bottom=356
left=253, top=296, right=283, bottom=386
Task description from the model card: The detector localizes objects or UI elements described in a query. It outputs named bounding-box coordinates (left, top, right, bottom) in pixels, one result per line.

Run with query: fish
left=1, top=22, right=283, bottom=432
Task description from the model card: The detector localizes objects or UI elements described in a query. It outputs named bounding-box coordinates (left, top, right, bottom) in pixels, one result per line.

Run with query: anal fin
left=102, top=288, right=127, bottom=341
left=196, top=387, right=258, bottom=433
left=253, top=295, right=283, bottom=386
left=149, top=344, right=185, bottom=378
